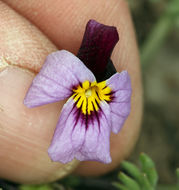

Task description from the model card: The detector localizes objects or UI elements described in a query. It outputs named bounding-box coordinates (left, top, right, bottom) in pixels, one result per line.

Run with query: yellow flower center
left=71, top=80, right=111, bottom=115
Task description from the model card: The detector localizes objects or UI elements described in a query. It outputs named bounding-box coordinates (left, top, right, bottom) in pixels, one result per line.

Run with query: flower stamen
left=72, top=80, right=112, bottom=115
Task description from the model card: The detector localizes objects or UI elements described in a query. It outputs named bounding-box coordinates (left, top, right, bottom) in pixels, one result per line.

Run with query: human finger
left=3, top=0, right=143, bottom=176
left=0, top=1, right=78, bottom=184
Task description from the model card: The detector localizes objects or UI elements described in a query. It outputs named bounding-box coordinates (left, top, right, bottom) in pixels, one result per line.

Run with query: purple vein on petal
left=77, top=20, right=119, bottom=77
left=48, top=98, right=112, bottom=164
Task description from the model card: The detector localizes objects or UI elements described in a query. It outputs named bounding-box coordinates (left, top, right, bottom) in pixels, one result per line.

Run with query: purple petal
left=24, top=50, right=95, bottom=108
left=106, top=71, right=132, bottom=133
left=48, top=99, right=86, bottom=163
left=77, top=20, right=119, bottom=77
left=48, top=99, right=112, bottom=164
left=76, top=101, right=112, bottom=163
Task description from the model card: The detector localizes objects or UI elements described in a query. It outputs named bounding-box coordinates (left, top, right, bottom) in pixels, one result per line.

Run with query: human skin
left=0, top=0, right=142, bottom=184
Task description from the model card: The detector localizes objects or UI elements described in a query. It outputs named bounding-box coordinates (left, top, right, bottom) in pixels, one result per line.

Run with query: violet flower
left=24, top=20, right=132, bottom=164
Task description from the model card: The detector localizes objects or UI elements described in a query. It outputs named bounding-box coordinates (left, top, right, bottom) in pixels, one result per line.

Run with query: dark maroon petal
left=77, top=20, right=119, bottom=81
left=96, top=59, right=117, bottom=82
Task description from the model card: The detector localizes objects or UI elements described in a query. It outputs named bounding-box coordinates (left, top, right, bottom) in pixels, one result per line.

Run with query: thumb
left=0, top=1, right=78, bottom=184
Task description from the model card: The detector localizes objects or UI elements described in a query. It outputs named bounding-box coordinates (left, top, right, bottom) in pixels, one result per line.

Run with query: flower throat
left=72, top=80, right=112, bottom=115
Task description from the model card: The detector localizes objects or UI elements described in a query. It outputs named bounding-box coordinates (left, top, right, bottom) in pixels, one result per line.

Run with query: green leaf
left=140, top=153, right=158, bottom=188
left=121, top=161, right=143, bottom=185
left=19, top=184, right=52, bottom=190
left=140, top=174, right=153, bottom=190
left=112, top=182, right=129, bottom=190
left=118, top=172, right=140, bottom=190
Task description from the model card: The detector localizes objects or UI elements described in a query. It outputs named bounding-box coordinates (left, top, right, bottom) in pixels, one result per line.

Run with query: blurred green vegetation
left=128, top=0, right=179, bottom=186
left=113, top=153, right=179, bottom=190
left=1, top=154, right=178, bottom=190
